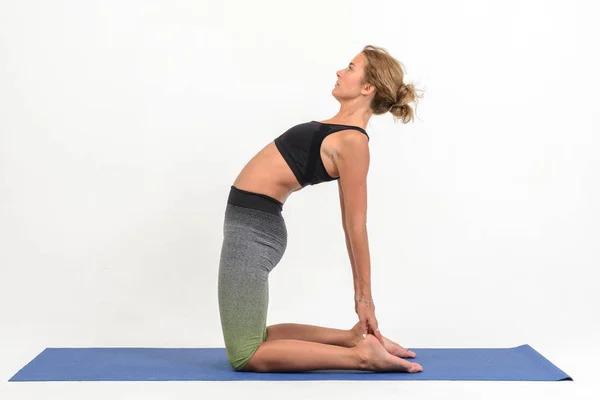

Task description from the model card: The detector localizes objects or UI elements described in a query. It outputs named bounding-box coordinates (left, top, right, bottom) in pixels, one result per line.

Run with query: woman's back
left=233, top=120, right=368, bottom=204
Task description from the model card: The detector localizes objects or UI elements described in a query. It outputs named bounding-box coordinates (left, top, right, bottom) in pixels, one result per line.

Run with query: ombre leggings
left=217, top=185, right=287, bottom=371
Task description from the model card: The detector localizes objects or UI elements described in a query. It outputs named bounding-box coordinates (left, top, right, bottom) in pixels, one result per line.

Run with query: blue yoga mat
left=9, top=344, right=571, bottom=382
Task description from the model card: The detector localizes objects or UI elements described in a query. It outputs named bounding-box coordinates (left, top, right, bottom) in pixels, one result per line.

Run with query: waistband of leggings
left=227, top=185, right=283, bottom=216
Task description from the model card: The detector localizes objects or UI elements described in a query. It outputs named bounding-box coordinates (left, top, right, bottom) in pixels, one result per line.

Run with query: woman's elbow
left=345, top=220, right=367, bottom=233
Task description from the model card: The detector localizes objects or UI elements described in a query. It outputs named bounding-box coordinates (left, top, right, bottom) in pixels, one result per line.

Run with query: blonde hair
left=361, top=45, right=424, bottom=124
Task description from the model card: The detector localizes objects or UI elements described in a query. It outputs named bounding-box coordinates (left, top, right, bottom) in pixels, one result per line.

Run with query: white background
left=1, top=0, right=598, bottom=399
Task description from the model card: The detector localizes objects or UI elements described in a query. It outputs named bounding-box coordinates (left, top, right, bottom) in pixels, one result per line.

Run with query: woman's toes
left=383, top=336, right=416, bottom=358
left=409, top=362, right=423, bottom=373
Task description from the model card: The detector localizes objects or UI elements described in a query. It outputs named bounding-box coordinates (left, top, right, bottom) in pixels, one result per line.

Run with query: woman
left=218, top=45, right=424, bottom=373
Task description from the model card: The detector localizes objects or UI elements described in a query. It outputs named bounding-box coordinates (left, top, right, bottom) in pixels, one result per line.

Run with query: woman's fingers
left=368, top=314, right=385, bottom=347
left=366, top=322, right=385, bottom=347
left=371, top=325, right=385, bottom=347
left=359, top=318, right=368, bottom=339
left=375, top=330, right=385, bottom=347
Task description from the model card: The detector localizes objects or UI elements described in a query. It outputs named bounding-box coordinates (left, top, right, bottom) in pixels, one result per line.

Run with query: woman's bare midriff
left=232, top=125, right=343, bottom=205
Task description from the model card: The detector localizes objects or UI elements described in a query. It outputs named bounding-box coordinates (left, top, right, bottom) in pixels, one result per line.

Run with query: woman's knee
left=227, top=342, right=262, bottom=372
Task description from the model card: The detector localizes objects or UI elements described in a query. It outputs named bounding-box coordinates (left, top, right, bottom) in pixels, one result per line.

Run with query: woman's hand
left=355, top=299, right=385, bottom=346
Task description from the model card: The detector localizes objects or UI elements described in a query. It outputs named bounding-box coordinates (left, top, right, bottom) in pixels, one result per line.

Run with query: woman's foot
left=353, top=334, right=423, bottom=372
left=350, top=322, right=416, bottom=358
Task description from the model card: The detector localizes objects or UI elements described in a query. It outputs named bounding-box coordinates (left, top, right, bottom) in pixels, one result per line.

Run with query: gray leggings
left=217, top=186, right=287, bottom=371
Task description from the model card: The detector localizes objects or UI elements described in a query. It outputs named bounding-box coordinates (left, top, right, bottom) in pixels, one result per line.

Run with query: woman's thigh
left=217, top=204, right=287, bottom=370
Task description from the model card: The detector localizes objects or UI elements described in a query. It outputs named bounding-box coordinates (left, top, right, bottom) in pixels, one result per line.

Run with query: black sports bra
left=273, top=121, right=369, bottom=187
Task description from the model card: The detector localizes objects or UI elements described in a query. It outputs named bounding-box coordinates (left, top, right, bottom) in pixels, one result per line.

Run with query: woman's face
left=332, top=52, right=369, bottom=101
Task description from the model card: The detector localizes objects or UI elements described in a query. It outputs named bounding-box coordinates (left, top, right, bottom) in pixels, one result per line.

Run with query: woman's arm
left=339, top=180, right=359, bottom=294
left=335, top=131, right=371, bottom=301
